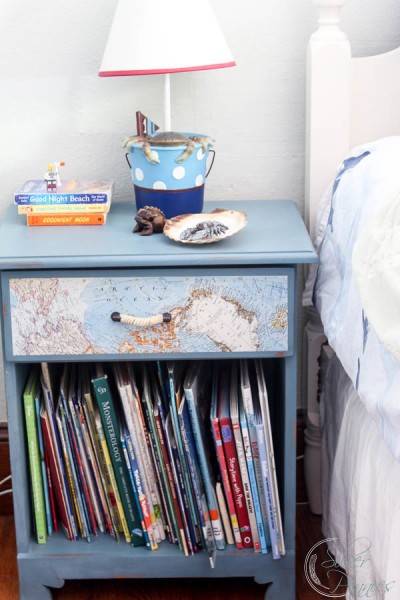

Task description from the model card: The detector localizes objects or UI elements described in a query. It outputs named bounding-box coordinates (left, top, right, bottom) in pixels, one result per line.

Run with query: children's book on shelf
left=254, top=360, right=285, bottom=557
left=14, top=180, right=114, bottom=205
left=184, top=361, right=226, bottom=552
left=23, top=366, right=47, bottom=544
left=23, top=358, right=283, bottom=565
left=210, top=365, right=242, bottom=548
left=91, top=368, right=145, bottom=547
left=217, top=363, right=253, bottom=549
left=230, top=362, right=260, bottom=552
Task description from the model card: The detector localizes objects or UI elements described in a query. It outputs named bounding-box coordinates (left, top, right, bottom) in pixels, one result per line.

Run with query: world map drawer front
left=4, top=268, right=293, bottom=359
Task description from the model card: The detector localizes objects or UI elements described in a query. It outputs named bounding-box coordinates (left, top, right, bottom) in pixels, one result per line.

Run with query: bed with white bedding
left=304, top=2, right=400, bottom=598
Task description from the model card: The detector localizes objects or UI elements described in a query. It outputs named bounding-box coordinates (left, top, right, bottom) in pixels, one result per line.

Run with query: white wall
left=0, top=0, right=399, bottom=421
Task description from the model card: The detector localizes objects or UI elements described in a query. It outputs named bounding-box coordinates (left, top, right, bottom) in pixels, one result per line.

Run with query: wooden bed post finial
left=305, top=0, right=351, bottom=237
left=311, top=0, right=347, bottom=40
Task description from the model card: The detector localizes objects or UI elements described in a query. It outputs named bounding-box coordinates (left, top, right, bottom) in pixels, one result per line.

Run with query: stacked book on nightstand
left=14, top=180, right=114, bottom=226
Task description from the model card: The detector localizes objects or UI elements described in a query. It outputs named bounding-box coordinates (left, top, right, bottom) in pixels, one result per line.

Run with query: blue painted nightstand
left=0, top=200, right=316, bottom=599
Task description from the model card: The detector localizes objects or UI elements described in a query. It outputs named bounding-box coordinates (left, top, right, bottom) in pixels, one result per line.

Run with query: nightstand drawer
left=2, top=267, right=294, bottom=360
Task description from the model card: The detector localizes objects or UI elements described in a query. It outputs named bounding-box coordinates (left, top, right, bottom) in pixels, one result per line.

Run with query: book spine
left=44, top=450, right=58, bottom=532
left=180, top=404, right=216, bottom=554
left=232, top=419, right=260, bottom=552
left=256, top=423, right=280, bottom=559
left=220, top=417, right=253, bottom=548
left=26, top=213, right=106, bottom=226
left=168, top=375, right=200, bottom=547
left=140, top=395, right=172, bottom=543
left=154, top=411, right=182, bottom=548
left=129, top=383, right=164, bottom=544
left=40, top=409, right=72, bottom=540
left=116, top=381, right=160, bottom=544
left=91, top=375, right=145, bottom=547
left=121, top=436, right=151, bottom=551
left=34, top=395, right=52, bottom=536
left=216, top=481, right=234, bottom=545
left=240, top=413, right=268, bottom=554
left=18, top=203, right=110, bottom=214
left=69, top=396, right=103, bottom=534
left=124, top=433, right=157, bottom=549
left=210, top=416, right=242, bottom=548
left=24, top=390, right=47, bottom=544
left=15, top=192, right=110, bottom=205
left=56, top=409, right=89, bottom=540
left=95, top=414, right=127, bottom=542
left=82, top=392, right=119, bottom=539
left=185, top=389, right=225, bottom=551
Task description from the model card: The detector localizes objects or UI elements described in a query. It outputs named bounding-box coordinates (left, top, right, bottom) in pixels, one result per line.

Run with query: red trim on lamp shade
left=98, top=61, right=236, bottom=77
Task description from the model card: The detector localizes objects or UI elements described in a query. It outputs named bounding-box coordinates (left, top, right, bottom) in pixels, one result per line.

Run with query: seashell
left=163, top=209, right=247, bottom=244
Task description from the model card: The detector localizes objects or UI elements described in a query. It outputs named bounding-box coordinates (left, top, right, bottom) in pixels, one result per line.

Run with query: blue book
left=239, top=400, right=268, bottom=554
left=120, top=428, right=152, bottom=551
left=240, top=359, right=271, bottom=546
left=167, top=363, right=200, bottom=550
left=178, top=395, right=217, bottom=567
left=14, top=179, right=113, bottom=205
left=184, top=362, right=226, bottom=551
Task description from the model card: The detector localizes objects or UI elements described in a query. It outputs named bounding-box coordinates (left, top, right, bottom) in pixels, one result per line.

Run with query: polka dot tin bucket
left=125, top=133, right=215, bottom=219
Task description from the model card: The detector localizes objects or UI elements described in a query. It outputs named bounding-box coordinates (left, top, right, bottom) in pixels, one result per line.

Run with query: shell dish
left=163, top=209, right=247, bottom=244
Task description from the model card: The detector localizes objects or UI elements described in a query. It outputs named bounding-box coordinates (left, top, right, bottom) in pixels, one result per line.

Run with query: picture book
left=230, top=361, right=260, bottom=552
left=184, top=361, right=226, bottom=551
left=217, top=363, right=252, bottom=549
left=14, top=180, right=114, bottom=205
left=254, top=360, right=285, bottom=557
left=23, top=366, right=47, bottom=544
left=26, top=213, right=107, bottom=226
left=91, top=370, right=145, bottom=547
left=210, top=364, right=242, bottom=548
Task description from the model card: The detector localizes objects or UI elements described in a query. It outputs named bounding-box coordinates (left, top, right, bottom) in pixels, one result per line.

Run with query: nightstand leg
left=19, top=566, right=54, bottom=600
left=265, top=576, right=295, bottom=599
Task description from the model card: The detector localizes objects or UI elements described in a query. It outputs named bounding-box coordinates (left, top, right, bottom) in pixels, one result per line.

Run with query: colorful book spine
left=40, top=406, right=72, bottom=540
left=184, top=385, right=226, bottom=551
left=18, top=203, right=110, bottom=214
left=14, top=180, right=112, bottom=205
left=153, top=406, right=182, bottom=548
left=113, top=368, right=161, bottom=545
left=26, top=213, right=106, bottom=226
left=239, top=360, right=271, bottom=547
left=239, top=404, right=268, bottom=554
left=164, top=414, right=192, bottom=556
left=210, top=414, right=242, bottom=548
left=125, top=428, right=157, bottom=550
left=34, top=394, right=52, bottom=536
left=81, top=385, right=120, bottom=540
left=121, top=433, right=152, bottom=551
left=23, top=369, right=47, bottom=544
left=91, top=374, right=145, bottom=547
left=255, top=419, right=281, bottom=560
left=179, top=398, right=217, bottom=561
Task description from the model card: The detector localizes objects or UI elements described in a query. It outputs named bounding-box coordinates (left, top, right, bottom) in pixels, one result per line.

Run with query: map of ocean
left=9, top=275, right=289, bottom=356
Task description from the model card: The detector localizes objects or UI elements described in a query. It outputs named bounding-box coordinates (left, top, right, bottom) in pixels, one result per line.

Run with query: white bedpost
left=305, top=0, right=351, bottom=238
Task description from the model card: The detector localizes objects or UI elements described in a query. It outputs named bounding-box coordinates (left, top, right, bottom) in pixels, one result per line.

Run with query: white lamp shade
left=99, top=0, right=235, bottom=76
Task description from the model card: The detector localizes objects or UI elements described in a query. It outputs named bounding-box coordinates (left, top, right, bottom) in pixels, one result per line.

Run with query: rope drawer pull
left=111, top=311, right=172, bottom=327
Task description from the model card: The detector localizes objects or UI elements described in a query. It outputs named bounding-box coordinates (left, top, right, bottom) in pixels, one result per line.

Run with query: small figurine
left=133, top=206, right=166, bottom=236
left=44, top=161, right=65, bottom=192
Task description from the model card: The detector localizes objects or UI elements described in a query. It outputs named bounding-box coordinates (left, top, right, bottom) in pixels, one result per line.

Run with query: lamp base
left=134, top=185, right=205, bottom=219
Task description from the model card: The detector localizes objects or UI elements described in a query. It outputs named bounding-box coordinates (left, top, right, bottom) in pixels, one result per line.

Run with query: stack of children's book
left=15, top=179, right=113, bottom=227
left=23, top=359, right=285, bottom=566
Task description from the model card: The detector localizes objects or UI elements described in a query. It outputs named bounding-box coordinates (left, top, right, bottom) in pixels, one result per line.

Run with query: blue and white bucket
left=125, top=133, right=215, bottom=219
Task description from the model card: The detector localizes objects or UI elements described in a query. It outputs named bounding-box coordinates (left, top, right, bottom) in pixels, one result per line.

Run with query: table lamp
left=98, top=0, right=236, bottom=130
